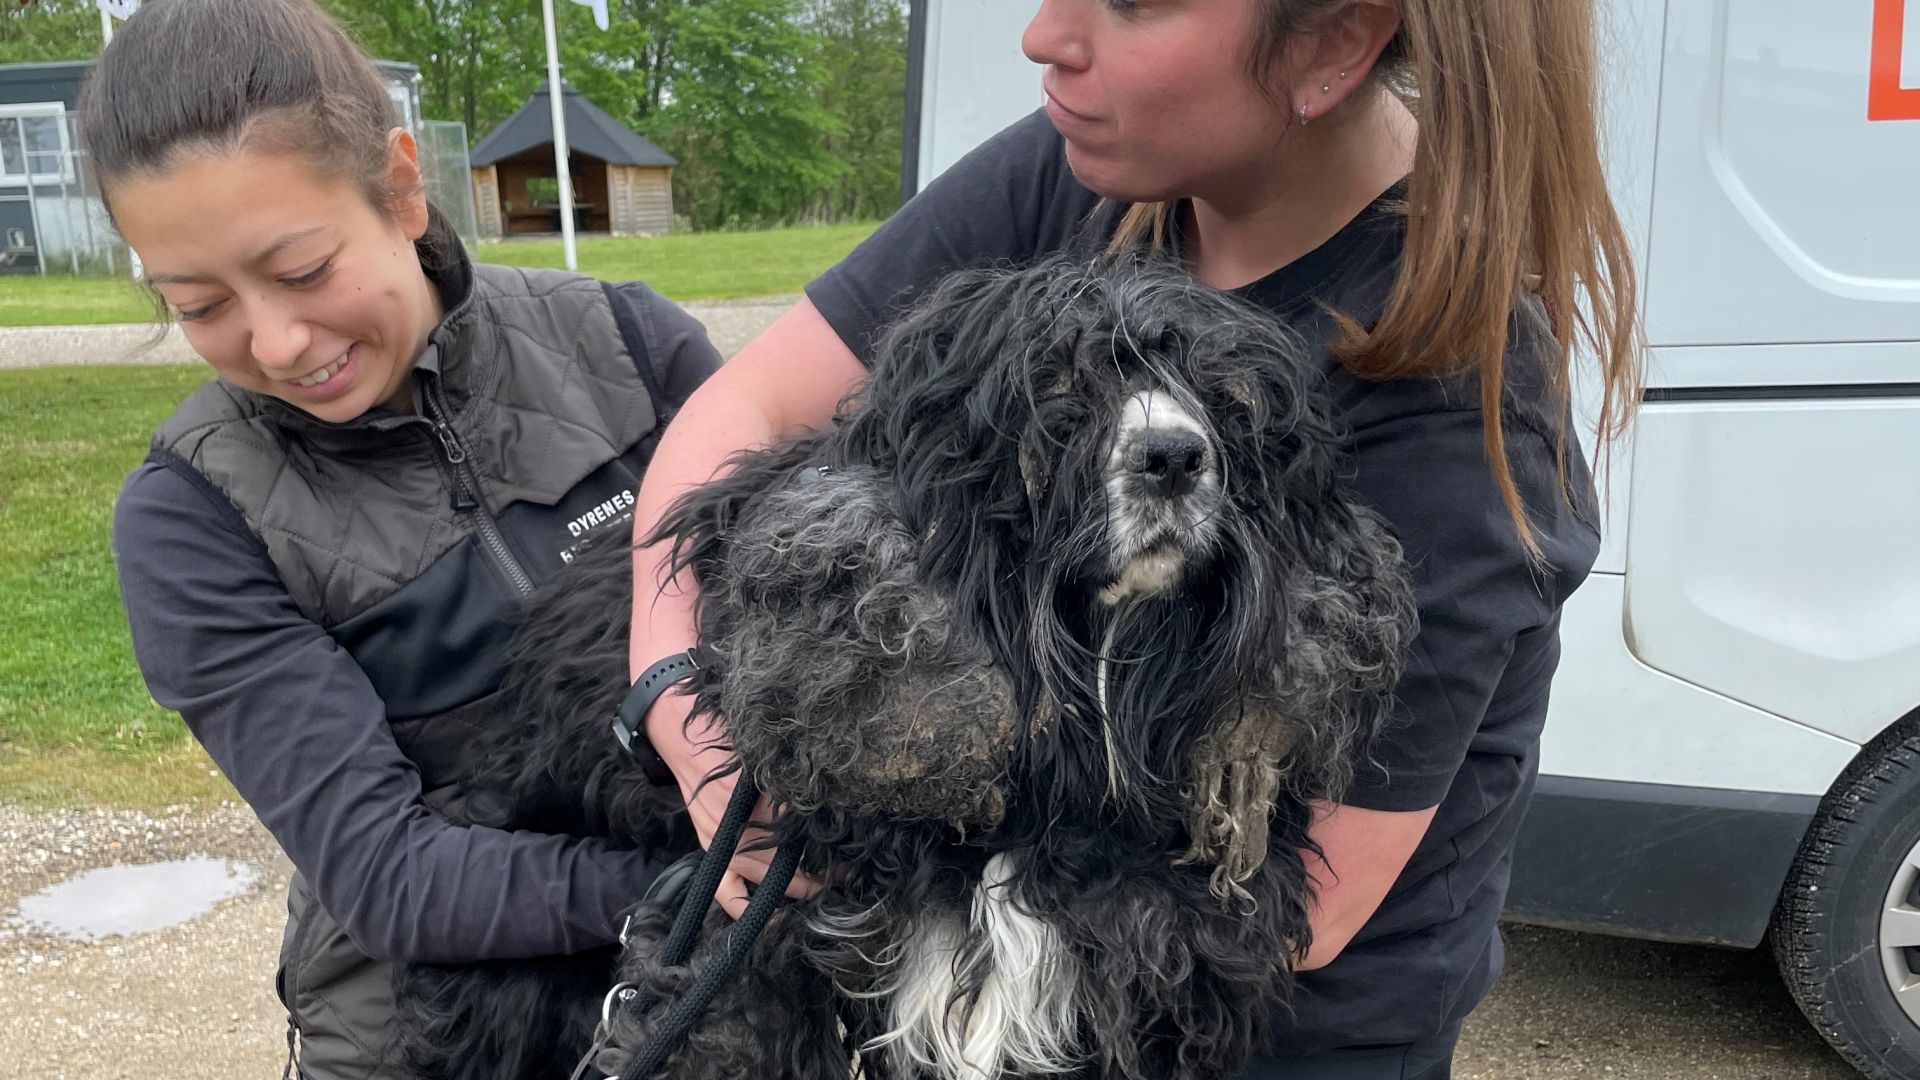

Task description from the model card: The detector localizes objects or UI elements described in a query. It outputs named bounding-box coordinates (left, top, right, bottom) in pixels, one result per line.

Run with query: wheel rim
left=1880, top=839, right=1920, bottom=1025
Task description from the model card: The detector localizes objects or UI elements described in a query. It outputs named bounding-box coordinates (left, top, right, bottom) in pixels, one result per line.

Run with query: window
left=0, top=105, right=73, bottom=187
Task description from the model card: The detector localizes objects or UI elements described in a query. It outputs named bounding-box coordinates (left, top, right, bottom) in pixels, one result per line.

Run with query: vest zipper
left=421, top=379, right=535, bottom=597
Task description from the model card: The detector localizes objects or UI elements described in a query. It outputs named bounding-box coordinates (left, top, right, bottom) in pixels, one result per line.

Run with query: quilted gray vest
left=153, top=261, right=660, bottom=628
left=152, top=254, right=672, bottom=1078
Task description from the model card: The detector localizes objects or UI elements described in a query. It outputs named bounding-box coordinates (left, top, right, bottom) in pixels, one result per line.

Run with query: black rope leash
left=662, top=775, right=760, bottom=966
left=616, top=831, right=802, bottom=1080
left=601, top=653, right=804, bottom=1079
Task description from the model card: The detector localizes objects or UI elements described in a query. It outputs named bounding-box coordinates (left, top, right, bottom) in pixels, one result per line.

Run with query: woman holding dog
left=93, top=0, right=716, bottom=1074
left=630, top=1, right=1637, bottom=1077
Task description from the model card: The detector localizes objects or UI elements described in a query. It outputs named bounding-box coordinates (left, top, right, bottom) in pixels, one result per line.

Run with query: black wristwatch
left=614, top=650, right=700, bottom=775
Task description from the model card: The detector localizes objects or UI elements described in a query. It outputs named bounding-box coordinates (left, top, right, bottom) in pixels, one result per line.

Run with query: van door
left=1622, top=0, right=1920, bottom=745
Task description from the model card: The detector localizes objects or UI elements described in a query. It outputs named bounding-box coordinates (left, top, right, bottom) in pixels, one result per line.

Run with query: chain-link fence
left=0, top=111, right=477, bottom=277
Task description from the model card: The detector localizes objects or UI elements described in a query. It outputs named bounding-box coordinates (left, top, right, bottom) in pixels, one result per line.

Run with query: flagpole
left=96, top=1, right=141, bottom=278
left=539, top=0, right=579, bottom=271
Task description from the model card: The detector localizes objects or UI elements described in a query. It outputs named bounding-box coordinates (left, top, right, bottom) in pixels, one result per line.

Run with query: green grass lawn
left=0, top=221, right=879, bottom=327
left=0, top=274, right=158, bottom=327
left=477, top=221, right=879, bottom=299
left=0, top=364, right=235, bottom=807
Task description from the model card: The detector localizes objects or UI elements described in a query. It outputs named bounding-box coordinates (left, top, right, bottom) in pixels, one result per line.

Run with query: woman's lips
left=281, top=344, right=360, bottom=403
left=1044, top=91, right=1100, bottom=127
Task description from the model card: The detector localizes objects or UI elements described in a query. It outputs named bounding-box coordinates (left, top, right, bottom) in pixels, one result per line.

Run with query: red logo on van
left=1871, top=0, right=1920, bottom=120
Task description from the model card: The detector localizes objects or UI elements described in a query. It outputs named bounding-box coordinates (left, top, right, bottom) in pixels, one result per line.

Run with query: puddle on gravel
left=12, top=857, right=258, bottom=941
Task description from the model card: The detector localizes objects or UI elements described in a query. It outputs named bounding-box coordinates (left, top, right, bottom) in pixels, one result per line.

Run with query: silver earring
left=1321, top=84, right=1331, bottom=93
left=1299, top=104, right=1310, bottom=126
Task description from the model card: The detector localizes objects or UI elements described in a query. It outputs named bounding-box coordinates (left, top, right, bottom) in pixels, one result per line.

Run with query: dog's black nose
left=1132, top=432, right=1209, bottom=499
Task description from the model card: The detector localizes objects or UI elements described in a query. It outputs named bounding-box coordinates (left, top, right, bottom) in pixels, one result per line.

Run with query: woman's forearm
left=628, top=378, right=779, bottom=780
left=626, top=299, right=871, bottom=788
left=1295, top=801, right=1437, bottom=971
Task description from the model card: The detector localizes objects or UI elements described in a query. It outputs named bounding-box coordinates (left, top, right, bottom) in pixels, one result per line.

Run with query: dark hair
left=79, top=0, right=456, bottom=258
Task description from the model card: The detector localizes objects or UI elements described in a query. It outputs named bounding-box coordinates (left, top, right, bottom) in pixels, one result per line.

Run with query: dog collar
left=614, top=649, right=700, bottom=765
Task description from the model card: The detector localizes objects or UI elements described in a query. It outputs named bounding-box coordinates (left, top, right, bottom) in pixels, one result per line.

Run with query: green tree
left=323, top=0, right=542, bottom=137
left=643, top=0, right=844, bottom=229
left=322, top=0, right=675, bottom=158
left=805, top=0, right=906, bottom=221
left=0, top=0, right=105, bottom=65
left=564, top=0, right=680, bottom=126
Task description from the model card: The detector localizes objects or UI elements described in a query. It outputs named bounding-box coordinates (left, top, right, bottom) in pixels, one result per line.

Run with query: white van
left=906, top=2, right=1920, bottom=1075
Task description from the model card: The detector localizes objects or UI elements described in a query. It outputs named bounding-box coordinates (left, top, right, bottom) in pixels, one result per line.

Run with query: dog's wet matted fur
left=389, top=253, right=1417, bottom=1080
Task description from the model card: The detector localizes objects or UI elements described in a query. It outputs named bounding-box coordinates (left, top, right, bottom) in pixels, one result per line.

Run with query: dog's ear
left=647, top=434, right=833, bottom=593
left=851, top=269, right=1061, bottom=455
left=1256, top=495, right=1416, bottom=808
left=841, top=264, right=1088, bottom=575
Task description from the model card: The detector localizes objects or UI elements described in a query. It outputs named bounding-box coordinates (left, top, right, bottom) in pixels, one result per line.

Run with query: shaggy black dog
left=392, top=253, right=1417, bottom=1080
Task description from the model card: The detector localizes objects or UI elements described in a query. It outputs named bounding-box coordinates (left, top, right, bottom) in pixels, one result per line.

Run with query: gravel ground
left=0, top=804, right=1862, bottom=1080
left=1456, top=925, right=1856, bottom=1080
left=0, top=804, right=290, bottom=1079
left=0, top=294, right=797, bottom=370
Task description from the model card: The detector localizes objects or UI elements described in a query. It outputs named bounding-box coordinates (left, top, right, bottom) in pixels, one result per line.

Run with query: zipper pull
left=426, top=419, right=477, bottom=512
left=422, top=381, right=479, bottom=513
left=431, top=419, right=467, bottom=465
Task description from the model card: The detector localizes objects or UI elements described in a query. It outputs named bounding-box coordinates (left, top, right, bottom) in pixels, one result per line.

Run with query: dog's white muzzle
left=1100, top=390, right=1223, bottom=605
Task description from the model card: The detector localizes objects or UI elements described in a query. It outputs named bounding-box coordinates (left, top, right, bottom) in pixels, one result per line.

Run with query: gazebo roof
left=470, top=82, right=676, bottom=168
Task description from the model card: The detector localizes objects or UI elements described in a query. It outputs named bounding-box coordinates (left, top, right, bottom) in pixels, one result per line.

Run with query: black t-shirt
left=806, top=110, right=1600, bottom=1060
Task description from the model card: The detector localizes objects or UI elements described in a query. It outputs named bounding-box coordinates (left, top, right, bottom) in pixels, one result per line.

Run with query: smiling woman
left=77, top=0, right=720, bottom=1076
left=114, top=153, right=440, bottom=420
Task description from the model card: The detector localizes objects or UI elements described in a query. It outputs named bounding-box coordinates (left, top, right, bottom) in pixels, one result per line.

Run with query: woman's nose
left=247, top=302, right=313, bottom=372
left=1022, top=0, right=1091, bottom=72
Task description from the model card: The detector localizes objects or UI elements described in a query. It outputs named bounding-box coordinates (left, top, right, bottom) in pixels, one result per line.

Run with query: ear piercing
left=1305, top=72, right=1350, bottom=125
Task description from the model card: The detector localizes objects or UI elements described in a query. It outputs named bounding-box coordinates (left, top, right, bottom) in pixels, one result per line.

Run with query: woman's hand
left=647, top=687, right=824, bottom=920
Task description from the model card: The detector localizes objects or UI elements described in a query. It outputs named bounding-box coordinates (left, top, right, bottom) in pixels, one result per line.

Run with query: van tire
left=1773, top=725, right=1920, bottom=1079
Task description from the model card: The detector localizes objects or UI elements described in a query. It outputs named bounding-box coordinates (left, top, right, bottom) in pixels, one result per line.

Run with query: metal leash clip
left=602, top=982, right=639, bottom=1027
left=567, top=982, right=640, bottom=1080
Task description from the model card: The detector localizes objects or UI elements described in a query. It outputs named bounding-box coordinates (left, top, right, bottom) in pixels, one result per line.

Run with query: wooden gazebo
left=469, top=83, right=676, bottom=238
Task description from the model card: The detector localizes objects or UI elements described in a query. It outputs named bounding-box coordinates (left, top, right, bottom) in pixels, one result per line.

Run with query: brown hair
left=1109, top=0, right=1640, bottom=557
left=78, top=0, right=457, bottom=261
